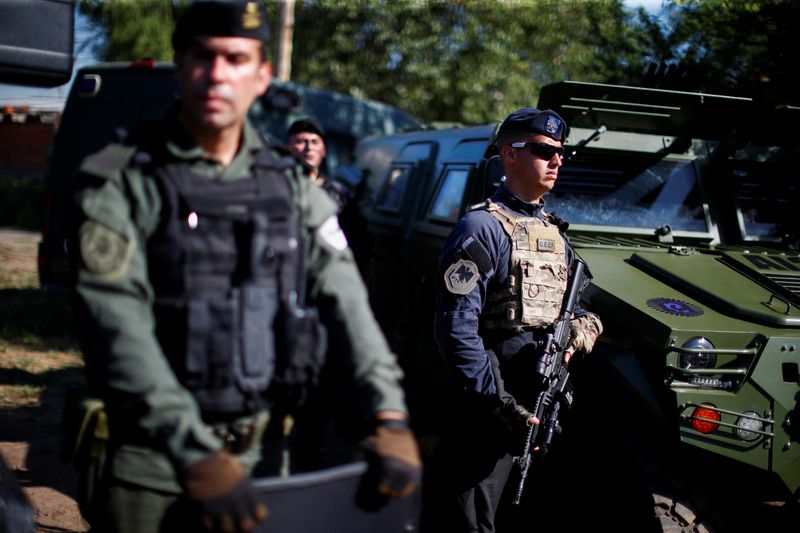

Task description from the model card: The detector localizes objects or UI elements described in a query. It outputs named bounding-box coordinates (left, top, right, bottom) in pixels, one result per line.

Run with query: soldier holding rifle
left=431, top=108, right=602, bottom=532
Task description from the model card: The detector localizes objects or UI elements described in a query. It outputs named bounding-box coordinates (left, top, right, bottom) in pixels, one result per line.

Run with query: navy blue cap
left=173, top=1, right=270, bottom=52
left=497, top=108, right=566, bottom=142
left=288, top=117, right=325, bottom=141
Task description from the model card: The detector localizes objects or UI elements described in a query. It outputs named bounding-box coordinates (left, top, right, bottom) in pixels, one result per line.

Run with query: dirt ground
left=0, top=228, right=89, bottom=532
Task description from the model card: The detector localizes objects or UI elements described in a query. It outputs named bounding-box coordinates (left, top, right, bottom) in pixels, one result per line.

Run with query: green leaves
left=77, top=0, right=799, bottom=124
left=287, top=0, right=646, bottom=123
left=78, top=0, right=190, bottom=62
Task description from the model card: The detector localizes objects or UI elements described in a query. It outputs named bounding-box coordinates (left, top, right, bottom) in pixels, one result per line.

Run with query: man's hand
left=565, top=312, right=603, bottom=362
left=184, top=452, right=268, bottom=532
left=362, top=420, right=422, bottom=499
left=497, top=401, right=540, bottom=437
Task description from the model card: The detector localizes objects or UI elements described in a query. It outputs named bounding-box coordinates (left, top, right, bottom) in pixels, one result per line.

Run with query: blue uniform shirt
left=434, top=183, right=576, bottom=397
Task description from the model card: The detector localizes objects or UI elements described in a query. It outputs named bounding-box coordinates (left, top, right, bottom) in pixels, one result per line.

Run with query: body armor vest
left=144, top=146, right=325, bottom=417
left=479, top=201, right=568, bottom=330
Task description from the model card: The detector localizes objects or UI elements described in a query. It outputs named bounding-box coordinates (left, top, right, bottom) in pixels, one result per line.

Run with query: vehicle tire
left=646, top=469, right=717, bottom=533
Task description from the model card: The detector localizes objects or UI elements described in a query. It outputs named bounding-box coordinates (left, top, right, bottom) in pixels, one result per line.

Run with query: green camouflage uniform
left=72, top=115, right=407, bottom=530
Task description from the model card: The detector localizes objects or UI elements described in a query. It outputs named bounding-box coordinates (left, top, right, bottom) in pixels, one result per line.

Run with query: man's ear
left=499, top=145, right=516, bottom=167
left=256, top=61, right=272, bottom=96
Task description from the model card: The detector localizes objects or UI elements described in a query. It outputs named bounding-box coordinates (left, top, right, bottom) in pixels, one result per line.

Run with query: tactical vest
left=478, top=201, right=568, bottom=330
left=144, top=146, right=325, bottom=417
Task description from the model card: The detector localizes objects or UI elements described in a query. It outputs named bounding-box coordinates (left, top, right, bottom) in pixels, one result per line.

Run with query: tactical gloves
left=566, top=312, right=603, bottom=355
left=362, top=421, right=422, bottom=499
left=496, top=399, right=538, bottom=437
left=184, top=452, right=268, bottom=533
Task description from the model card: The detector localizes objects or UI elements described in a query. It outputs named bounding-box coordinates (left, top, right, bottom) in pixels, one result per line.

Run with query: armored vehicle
left=37, top=62, right=420, bottom=290
left=354, top=81, right=800, bottom=530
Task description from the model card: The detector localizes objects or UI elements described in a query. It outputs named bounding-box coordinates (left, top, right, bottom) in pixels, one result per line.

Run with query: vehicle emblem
left=646, top=298, right=704, bottom=317
left=444, top=259, right=480, bottom=295
left=545, top=116, right=561, bottom=135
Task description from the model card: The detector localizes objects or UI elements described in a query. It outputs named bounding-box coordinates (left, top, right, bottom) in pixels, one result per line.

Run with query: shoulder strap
left=484, top=201, right=518, bottom=237
left=250, top=143, right=309, bottom=306
left=253, top=142, right=298, bottom=173
left=466, top=199, right=491, bottom=213
left=543, top=210, right=570, bottom=233
left=79, top=143, right=137, bottom=182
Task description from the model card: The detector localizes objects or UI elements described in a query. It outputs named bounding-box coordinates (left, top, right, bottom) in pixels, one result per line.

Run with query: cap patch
left=545, top=116, right=561, bottom=135
left=444, top=259, right=480, bottom=295
left=243, top=2, right=261, bottom=29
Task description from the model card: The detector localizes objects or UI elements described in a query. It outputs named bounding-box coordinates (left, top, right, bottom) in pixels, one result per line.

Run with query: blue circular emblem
left=646, top=298, right=704, bottom=317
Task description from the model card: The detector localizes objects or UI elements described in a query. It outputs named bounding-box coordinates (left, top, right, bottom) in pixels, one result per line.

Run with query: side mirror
left=0, top=0, right=75, bottom=87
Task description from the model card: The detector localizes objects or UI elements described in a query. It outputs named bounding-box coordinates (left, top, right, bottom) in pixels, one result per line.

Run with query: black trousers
left=422, top=410, right=516, bottom=533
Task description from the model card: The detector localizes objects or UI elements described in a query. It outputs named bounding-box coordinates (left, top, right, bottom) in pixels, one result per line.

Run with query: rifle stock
left=511, top=258, right=590, bottom=505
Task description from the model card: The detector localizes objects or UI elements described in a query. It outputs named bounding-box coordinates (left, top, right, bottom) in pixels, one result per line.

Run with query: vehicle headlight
left=680, top=337, right=717, bottom=369
left=735, top=411, right=764, bottom=442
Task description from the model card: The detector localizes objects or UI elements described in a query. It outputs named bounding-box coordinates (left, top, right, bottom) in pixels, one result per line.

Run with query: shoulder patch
left=444, top=258, right=480, bottom=295
left=79, top=221, right=133, bottom=277
left=318, top=215, right=348, bottom=251
left=461, top=237, right=492, bottom=275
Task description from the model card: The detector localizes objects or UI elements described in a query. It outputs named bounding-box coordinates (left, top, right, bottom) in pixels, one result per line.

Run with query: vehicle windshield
left=728, top=144, right=800, bottom=243
left=544, top=151, right=709, bottom=233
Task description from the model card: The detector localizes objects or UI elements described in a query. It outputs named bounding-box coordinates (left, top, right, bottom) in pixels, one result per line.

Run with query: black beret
left=287, top=117, right=325, bottom=141
left=497, top=108, right=566, bottom=142
left=173, top=1, right=270, bottom=52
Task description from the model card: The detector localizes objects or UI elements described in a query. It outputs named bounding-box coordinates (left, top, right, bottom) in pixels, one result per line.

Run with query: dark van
left=37, top=61, right=420, bottom=290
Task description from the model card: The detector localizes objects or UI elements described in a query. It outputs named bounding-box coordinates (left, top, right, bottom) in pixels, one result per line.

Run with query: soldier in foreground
left=429, top=109, right=602, bottom=532
left=69, top=2, right=420, bottom=531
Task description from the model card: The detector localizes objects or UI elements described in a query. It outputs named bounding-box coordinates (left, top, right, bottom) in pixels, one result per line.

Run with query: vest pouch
left=273, top=303, right=327, bottom=406
left=239, top=284, right=278, bottom=392
left=186, top=294, right=237, bottom=391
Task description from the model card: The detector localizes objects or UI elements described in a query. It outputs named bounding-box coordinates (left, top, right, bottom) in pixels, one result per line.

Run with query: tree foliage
left=78, top=0, right=189, bottom=62
left=77, top=0, right=799, bottom=124
left=279, top=0, right=648, bottom=123
left=638, top=0, right=800, bottom=106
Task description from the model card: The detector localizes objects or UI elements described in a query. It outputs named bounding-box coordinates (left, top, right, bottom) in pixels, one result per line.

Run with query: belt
left=208, top=412, right=271, bottom=454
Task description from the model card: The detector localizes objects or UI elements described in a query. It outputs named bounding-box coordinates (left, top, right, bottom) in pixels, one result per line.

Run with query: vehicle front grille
left=763, top=273, right=800, bottom=300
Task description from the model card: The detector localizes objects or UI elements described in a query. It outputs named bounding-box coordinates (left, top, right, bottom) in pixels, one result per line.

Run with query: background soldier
left=286, top=117, right=327, bottom=184
left=285, top=116, right=354, bottom=211
left=70, top=2, right=420, bottom=532
left=428, top=108, right=602, bottom=532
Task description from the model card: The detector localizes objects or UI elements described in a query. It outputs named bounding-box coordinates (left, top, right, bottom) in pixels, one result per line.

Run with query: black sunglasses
left=510, top=141, right=564, bottom=160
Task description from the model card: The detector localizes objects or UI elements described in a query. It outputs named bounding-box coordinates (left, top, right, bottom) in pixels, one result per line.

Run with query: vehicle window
left=729, top=147, right=800, bottom=242
left=397, top=142, right=432, bottom=162
left=545, top=152, right=709, bottom=233
left=375, top=166, right=412, bottom=213
left=373, top=142, right=433, bottom=214
left=429, top=168, right=470, bottom=222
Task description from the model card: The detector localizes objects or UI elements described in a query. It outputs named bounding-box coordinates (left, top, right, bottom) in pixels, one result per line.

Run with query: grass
left=0, top=229, right=83, bottom=410
left=0, top=177, right=43, bottom=231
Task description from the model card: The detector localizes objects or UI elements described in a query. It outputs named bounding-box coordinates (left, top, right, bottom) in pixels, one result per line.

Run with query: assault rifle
left=511, top=258, right=591, bottom=505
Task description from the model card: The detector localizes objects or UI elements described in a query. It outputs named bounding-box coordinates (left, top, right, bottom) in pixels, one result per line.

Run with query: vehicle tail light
left=130, top=59, right=156, bottom=69
left=691, top=404, right=720, bottom=434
